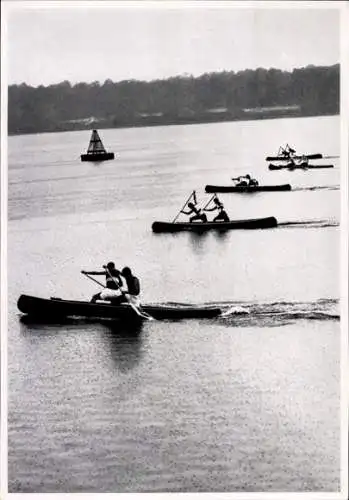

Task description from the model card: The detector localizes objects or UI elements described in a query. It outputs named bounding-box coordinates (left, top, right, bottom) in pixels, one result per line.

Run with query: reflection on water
left=20, top=315, right=143, bottom=332
left=20, top=315, right=82, bottom=327
left=188, top=230, right=210, bottom=253
left=213, top=229, right=230, bottom=241
left=20, top=316, right=143, bottom=371
left=18, top=317, right=89, bottom=337
left=19, top=317, right=145, bottom=373
left=99, top=321, right=144, bottom=373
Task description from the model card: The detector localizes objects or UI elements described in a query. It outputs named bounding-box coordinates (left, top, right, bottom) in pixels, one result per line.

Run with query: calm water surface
left=8, top=116, right=341, bottom=492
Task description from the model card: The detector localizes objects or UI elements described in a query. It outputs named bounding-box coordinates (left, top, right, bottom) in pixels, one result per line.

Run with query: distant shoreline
left=8, top=110, right=339, bottom=137
left=8, top=64, right=340, bottom=137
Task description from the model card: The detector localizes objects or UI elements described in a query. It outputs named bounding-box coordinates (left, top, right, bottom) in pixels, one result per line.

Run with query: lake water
left=7, top=116, right=341, bottom=493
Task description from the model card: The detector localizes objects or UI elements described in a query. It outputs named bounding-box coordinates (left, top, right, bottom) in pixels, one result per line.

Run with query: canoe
left=266, top=153, right=322, bottom=161
left=152, top=216, right=277, bottom=233
left=268, top=163, right=334, bottom=171
left=17, top=294, right=222, bottom=321
left=205, top=184, right=291, bottom=193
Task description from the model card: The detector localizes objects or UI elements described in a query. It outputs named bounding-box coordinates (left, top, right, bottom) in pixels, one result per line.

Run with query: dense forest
left=8, top=64, right=339, bottom=135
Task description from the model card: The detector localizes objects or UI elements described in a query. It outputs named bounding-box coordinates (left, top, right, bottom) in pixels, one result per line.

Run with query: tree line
left=8, top=64, right=339, bottom=135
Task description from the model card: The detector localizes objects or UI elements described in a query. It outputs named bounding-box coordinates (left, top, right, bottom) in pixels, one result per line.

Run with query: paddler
left=281, top=144, right=296, bottom=158
left=280, top=147, right=290, bottom=158
left=204, top=196, right=229, bottom=222
left=181, top=201, right=207, bottom=223
left=245, top=174, right=258, bottom=186
left=82, top=262, right=125, bottom=304
left=121, top=267, right=141, bottom=306
left=297, top=155, right=309, bottom=167
left=235, top=174, right=258, bottom=187
left=233, top=175, right=248, bottom=186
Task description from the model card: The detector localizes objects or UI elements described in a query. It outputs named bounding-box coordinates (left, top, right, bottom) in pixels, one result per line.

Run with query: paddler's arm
left=204, top=206, right=217, bottom=212
left=181, top=208, right=192, bottom=215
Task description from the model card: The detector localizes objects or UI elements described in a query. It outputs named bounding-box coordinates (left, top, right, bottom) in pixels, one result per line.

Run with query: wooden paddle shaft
left=82, top=272, right=106, bottom=288
left=172, top=191, right=195, bottom=223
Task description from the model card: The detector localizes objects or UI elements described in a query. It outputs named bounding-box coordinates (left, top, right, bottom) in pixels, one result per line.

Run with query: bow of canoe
left=152, top=216, right=277, bottom=233
left=17, top=294, right=222, bottom=320
left=205, top=184, right=291, bottom=193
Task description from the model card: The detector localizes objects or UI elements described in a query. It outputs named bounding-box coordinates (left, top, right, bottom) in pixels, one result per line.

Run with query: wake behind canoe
left=205, top=184, right=291, bottom=193
left=152, top=216, right=277, bottom=233
left=17, top=294, right=222, bottom=320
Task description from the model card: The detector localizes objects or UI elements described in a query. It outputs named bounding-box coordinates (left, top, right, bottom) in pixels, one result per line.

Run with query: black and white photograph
left=1, top=0, right=348, bottom=496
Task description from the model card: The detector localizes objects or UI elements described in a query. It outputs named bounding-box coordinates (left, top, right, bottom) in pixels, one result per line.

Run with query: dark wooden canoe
left=266, top=153, right=322, bottom=161
left=268, top=163, right=334, bottom=171
left=17, top=295, right=221, bottom=320
left=205, top=184, right=291, bottom=193
left=152, top=216, right=277, bottom=233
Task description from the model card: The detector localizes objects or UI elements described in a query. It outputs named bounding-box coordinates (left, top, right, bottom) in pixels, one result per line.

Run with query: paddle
left=202, top=194, right=216, bottom=211
left=103, top=266, right=154, bottom=321
left=286, top=143, right=296, bottom=154
left=172, top=190, right=196, bottom=223
left=279, top=144, right=293, bottom=158
left=81, top=271, right=106, bottom=289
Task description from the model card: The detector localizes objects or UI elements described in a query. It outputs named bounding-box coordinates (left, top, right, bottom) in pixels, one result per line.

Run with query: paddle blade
left=129, top=303, right=155, bottom=320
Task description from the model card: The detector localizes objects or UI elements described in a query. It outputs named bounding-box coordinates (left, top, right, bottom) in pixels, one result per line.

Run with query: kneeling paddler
left=181, top=202, right=207, bottom=223
left=204, top=196, right=230, bottom=222
left=82, top=262, right=125, bottom=304
left=82, top=263, right=142, bottom=306
left=234, top=174, right=258, bottom=187
left=120, top=266, right=141, bottom=306
left=81, top=264, right=153, bottom=319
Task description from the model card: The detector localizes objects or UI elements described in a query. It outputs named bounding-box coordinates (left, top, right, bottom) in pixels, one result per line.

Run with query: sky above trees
left=5, top=2, right=340, bottom=87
